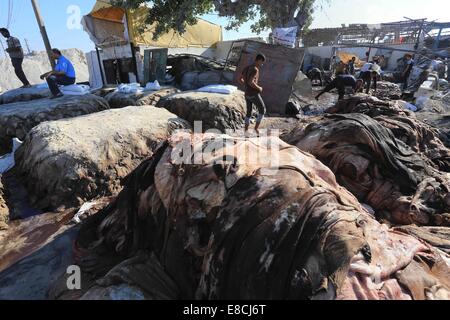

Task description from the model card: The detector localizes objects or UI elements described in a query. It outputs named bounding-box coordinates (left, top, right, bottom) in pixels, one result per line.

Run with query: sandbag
left=373, top=81, right=402, bottom=101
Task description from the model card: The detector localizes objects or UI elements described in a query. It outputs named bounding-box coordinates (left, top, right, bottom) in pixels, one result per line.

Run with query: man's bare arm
left=239, top=74, right=245, bottom=85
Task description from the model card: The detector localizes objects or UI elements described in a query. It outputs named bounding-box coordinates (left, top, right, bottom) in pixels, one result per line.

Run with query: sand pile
left=0, top=48, right=89, bottom=92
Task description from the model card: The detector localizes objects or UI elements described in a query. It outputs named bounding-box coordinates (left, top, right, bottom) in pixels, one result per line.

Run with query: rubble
left=62, top=133, right=450, bottom=300
left=15, top=106, right=190, bottom=211
left=283, top=112, right=450, bottom=226
left=0, top=94, right=109, bottom=156
left=0, top=86, right=50, bottom=105
left=105, top=87, right=179, bottom=109
left=373, top=81, right=403, bottom=100
left=416, top=98, right=450, bottom=147
left=157, top=91, right=246, bottom=131
left=327, top=94, right=410, bottom=116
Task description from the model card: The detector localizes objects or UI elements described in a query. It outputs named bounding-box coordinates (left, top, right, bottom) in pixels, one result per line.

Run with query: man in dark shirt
left=0, top=28, right=31, bottom=88
left=307, top=67, right=324, bottom=87
left=348, top=57, right=356, bottom=75
left=239, top=54, right=267, bottom=135
left=403, top=53, right=415, bottom=90
left=315, top=74, right=360, bottom=101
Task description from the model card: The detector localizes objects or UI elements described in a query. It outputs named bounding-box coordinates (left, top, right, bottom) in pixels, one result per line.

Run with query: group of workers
left=315, top=52, right=416, bottom=101
left=236, top=50, right=419, bottom=133
left=1, top=28, right=77, bottom=99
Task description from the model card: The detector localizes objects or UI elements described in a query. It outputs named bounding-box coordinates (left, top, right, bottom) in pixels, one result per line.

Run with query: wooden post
left=95, top=47, right=106, bottom=87
left=31, top=0, right=55, bottom=68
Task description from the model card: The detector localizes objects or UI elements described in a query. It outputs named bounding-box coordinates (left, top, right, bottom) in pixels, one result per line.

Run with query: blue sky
left=1, top=0, right=449, bottom=54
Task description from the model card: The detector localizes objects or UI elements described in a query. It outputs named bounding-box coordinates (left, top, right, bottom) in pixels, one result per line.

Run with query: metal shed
left=234, top=41, right=306, bottom=115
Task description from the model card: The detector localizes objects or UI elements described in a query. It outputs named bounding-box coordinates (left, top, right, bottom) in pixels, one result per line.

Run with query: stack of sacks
left=117, top=83, right=143, bottom=94
left=61, top=84, right=91, bottom=96
left=34, top=83, right=90, bottom=96
left=145, top=80, right=162, bottom=91
left=197, top=84, right=238, bottom=95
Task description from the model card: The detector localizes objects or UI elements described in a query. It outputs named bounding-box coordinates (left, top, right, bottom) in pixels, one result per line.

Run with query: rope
left=7, top=0, right=13, bottom=29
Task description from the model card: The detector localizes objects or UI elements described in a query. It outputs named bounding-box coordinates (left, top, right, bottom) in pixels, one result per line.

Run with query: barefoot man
left=239, top=54, right=267, bottom=135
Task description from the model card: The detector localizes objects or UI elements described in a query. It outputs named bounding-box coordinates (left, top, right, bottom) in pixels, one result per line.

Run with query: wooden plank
left=144, top=48, right=168, bottom=84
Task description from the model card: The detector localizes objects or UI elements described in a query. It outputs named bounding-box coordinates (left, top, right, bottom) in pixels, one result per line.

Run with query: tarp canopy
left=82, top=0, right=222, bottom=49
left=336, top=51, right=365, bottom=67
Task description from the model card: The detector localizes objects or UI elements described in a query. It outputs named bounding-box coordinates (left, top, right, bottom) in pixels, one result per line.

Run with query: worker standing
left=402, top=53, right=415, bottom=90
left=239, top=54, right=267, bottom=135
left=359, top=62, right=380, bottom=94
left=348, top=57, right=356, bottom=75
left=0, top=28, right=31, bottom=89
left=335, top=61, right=348, bottom=76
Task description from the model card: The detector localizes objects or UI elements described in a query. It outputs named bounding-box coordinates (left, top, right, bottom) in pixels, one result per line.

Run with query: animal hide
left=72, top=133, right=450, bottom=300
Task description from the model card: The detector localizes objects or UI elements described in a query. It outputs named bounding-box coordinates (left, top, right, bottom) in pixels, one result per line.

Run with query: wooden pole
left=30, top=0, right=55, bottom=68
left=24, top=39, right=32, bottom=55
left=95, top=46, right=106, bottom=87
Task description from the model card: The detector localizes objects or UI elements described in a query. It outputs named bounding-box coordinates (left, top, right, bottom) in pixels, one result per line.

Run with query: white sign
left=273, top=26, right=298, bottom=48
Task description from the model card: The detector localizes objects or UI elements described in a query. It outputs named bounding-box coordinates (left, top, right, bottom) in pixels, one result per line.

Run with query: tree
left=111, top=0, right=320, bottom=40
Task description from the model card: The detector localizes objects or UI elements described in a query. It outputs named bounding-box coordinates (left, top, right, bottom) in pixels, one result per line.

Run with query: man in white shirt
left=359, top=62, right=380, bottom=94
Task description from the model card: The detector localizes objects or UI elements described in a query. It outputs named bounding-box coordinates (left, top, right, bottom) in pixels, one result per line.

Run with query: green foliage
left=111, top=0, right=320, bottom=40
